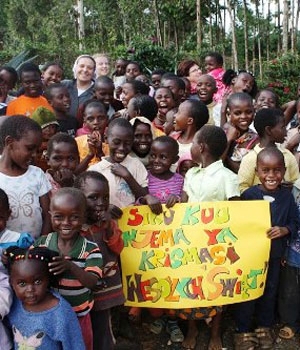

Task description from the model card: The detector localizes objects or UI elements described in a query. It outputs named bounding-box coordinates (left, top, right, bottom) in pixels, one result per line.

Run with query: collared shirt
left=238, top=144, right=300, bottom=193
left=184, top=160, right=240, bottom=202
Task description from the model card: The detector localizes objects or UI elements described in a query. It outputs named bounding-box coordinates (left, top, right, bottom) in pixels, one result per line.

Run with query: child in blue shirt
left=235, top=147, right=298, bottom=349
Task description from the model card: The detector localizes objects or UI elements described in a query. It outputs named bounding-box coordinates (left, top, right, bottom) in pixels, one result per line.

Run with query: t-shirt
left=81, top=221, right=125, bottom=310
left=238, top=144, right=300, bottom=193
left=0, top=166, right=51, bottom=239
left=184, top=160, right=240, bottom=202
left=8, top=292, right=85, bottom=350
left=57, top=116, right=78, bottom=137
left=6, top=95, right=54, bottom=117
left=34, top=232, right=102, bottom=316
left=148, top=172, right=184, bottom=203
left=89, top=155, right=148, bottom=208
left=76, top=134, right=109, bottom=166
left=241, top=185, right=298, bottom=258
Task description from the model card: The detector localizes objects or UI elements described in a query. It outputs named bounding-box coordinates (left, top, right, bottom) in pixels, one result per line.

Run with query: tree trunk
left=153, top=0, right=163, bottom=46
left=296, top=0, right=300, bottom=48
left=243, top=0, right=249, bottom=70
left=196, top=0, right=201, bottom=50
left=282, top=0, right=289, bottom=53
left=256, top=1, right=263, bottom=79
left=227, top=0, right=238, bottom=70
left=77, top=0, right=85, bottom=50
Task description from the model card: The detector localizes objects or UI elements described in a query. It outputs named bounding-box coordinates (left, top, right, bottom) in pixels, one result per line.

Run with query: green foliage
left=260, top=53, right=300, bottom=104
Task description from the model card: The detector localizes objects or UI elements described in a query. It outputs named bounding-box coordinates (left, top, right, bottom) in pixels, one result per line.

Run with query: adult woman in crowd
left=177, top=59, right=202, bottom=99
left=93, top=53, right=110, bottom=78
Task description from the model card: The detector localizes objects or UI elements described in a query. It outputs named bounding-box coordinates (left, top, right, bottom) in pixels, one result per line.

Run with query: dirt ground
left=114, top=308, right=300, bottom=349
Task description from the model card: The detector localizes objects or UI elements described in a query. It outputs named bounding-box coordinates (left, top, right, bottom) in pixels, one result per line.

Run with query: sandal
left=234, top=332, right=259, bottom=350
left=166, top=320, right=184, bottom=343
left=279, top=326, right=295, bottom=339
left=255, top=327, right=274, bottom=349
left=150, top=317, right=167, bottom=334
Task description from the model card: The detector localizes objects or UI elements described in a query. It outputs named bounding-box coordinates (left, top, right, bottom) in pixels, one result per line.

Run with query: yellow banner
left=119, top=201, right=271, bottom=308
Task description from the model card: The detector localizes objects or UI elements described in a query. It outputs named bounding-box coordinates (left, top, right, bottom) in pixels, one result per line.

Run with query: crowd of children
left=1, top=51, right=300, bottom=350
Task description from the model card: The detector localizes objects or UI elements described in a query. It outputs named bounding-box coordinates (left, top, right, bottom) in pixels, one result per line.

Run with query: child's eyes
left=34, top=279, right=42, bottom=285
left=18, top=281, right=26, bottom=287
left=88, top=195, right=98, bottom=201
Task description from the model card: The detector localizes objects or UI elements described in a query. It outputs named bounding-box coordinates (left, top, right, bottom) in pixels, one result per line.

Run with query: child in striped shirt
left=34, top=187, right=103, bottom=350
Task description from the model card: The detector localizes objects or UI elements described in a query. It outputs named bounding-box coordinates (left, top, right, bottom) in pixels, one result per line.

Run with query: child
left=204, top=51, right=226, bottom=103
left=6, top=245, right=85, bottom=349
left=223, top=92, right=258, bottom=173
left=278, top=176, right=300, bottom=341
left=285, top=98, right=300, bottom=162
left=6, top=63, right=54, bottom=117
left=112, top=58, right=127, bottom=100
left=238, top=108, right=299, bottom=193
left=34, top=188, right=103, bottom=350
left=151, top=69, right=166, bottom=90
left=46, top=133, right=80, bottom=196
left=44, top=83, right=78, bottom=137
left=153, top=87, right=176, bottom=131
left=220, top=70, right=257, bottom=127
left=0, top=188, right=33, bottom=259
left=76, top=100, right=108, bottom=168
left=161, top=74, right=185, bottom=108
left=74, top=171, right=125, bottom=350
left=234, top=147, right=298, bottom=350
left=0, top=266, right=12, bottom=349
left=125, top=61, right=142, bottom=82
left=138, top=136, right=185, bottom=343
left=254, top=88, right=280, bottom=111
left=127, top=95, right=158, bottom=121
left=196, top=74, right=219, bottom=125
left=31, top=106, right=59, bottom=171
left=0, top=66, right=18, bottom=115
left=172, top=99, right=209, bottom=158
left=129, top=117, right=154, bottom=167
left=179, top=125, right=240, bottom=350
left=115, top=80, right=149, bottom=119
left=93, top=76, right=123, bottom=120
left=41, top=62, right=64, bottom=88
left=89, top=118, right=148, bottom=208
left=0, top=115, right=51, bottom=238
left=177, top=153, right=197, bottom=178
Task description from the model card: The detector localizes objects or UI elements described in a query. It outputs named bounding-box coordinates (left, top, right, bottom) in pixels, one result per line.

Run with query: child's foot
left=128, top=307, right=141, bottom=324
left=182, top=321, right=198, bottom=349
left=208, top=335, right=222, bottom=350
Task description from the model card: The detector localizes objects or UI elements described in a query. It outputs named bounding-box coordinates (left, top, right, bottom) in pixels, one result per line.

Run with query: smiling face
left=22, top=71, right=42, bottom=97
left=81, top=177, right=109, bottom=224
left=188, top=64, right=202, bottom=84
left=8, top=130, right=42, bottom=172
left=94, top=83, right=114, bottom=106
left=50, top=193, right=84, bottom=242
left=94, top=55, right=110, bottom=77
left=47, top=141, right=79, bottom=173
left=42, top=65, right=63, bottom=87
left=10, top=259, right=50, bottom=311
left=132, top=122, right=153, bottom=157
left=255, top=90, right=277, bottom=111
left=48, top=86, right=71, bottom=113
left=83, top=105, right=107, bottom=134
left=75, top=57, right=95, bottom=83
left=149, top=140, right=178, bottom=179
left=120, top=83, right=136, bottom=108
left=229, top=99, right=254, bottom=132
left=155, top=87, right=175, bottom=116
left=107, top=125, right=133, bottom=163
left=204, top=56, right=219, bottom=73
left=197, top=75, right=217, bottom=103
left=256, top=153, right=285, bottom=192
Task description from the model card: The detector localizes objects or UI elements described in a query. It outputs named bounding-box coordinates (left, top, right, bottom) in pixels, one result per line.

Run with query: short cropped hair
left=254, top=108, right=284, bottom=138
left=196, top=125, right=227, bottom=159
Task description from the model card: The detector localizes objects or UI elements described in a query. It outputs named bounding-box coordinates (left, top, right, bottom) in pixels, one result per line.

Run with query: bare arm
left=40, top=193, right=52, bottom=235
